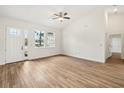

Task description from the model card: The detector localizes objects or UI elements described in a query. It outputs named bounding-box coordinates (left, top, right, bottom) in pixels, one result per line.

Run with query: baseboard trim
left=29, top=54, right=63, bottom=61
left=2, top=53, right=105, bottom=65
left=2, top=54, right=62, bottom=65
left=61, top=54, right=105, bottom=63
left=29, top=53, right=105, bottom=64
left=0, top=63, right=5, bottom=65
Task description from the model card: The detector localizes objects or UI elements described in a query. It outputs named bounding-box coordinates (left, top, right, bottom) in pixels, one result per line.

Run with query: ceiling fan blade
left=64, top=17, right=70, bottom=19
left=64, top=12, right=68, bottom=16
left=52, top=17, right=59, bottom=19
left=54, top=14, right=60, bottom=16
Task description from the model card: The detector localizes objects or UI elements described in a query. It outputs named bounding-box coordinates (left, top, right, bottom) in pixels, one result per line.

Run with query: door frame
left=106, top=33, right=123, bottom=59
left=5, top=26, right=29, bottom=64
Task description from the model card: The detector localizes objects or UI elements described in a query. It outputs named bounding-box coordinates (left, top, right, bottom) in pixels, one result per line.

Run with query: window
left=9, top=27, right=20, bottom=36
left=46, top=32, right=55, bottom=48
left=24, top=30, right=28, bottom=57
left=34, top=31, right=44, bottom=47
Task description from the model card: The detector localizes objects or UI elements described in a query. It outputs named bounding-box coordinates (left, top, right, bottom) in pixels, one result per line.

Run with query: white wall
left=0, top=16, right=62, bottom=64
left=62, top=9, right=106, bottom=63
left=121, top=34, right=124, bottom=59
left=108, top=14, right=124, bottom=33
left=0, top=24, right=5, bottom=64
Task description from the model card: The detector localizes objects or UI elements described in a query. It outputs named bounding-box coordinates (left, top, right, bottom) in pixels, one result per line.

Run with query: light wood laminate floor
left=0, top=53, right=124, bottom=88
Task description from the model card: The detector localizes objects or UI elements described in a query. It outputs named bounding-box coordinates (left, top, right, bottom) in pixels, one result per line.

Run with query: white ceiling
left=0, top=5, right=124, bottom=29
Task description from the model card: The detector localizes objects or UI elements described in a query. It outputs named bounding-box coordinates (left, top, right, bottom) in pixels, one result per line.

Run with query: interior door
left=6, top=27, right=25, bottom=63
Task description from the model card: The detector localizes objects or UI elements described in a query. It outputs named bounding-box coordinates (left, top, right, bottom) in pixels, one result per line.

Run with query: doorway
left=109, top=34, right=121, bottom=59
left=5, top=27, right=28, bottom=63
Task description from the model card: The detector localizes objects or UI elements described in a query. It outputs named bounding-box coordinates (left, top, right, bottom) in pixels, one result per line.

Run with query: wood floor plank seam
left=0, top=53, right=124, bottom=88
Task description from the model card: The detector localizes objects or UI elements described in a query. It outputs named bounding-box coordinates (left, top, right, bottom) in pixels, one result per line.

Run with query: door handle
left=25, top=38, right=28, bottom=46
left=21, top=46, right=23, bottom=50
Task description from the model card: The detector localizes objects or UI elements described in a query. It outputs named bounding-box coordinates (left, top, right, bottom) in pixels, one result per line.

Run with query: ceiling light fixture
left=52, top=12, right=70, bottom=22
left=113, top=5, right=118, bottom=14
left=58, top=17, right=64, bottom=22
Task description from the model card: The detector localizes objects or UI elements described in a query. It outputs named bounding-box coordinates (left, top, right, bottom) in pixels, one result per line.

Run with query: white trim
left=62, top=53, right=105, bottom=63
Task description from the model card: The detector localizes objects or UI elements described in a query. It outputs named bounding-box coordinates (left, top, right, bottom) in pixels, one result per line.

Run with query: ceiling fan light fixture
left=52, top=12, right=70, bottom=22
left=113, top=7, right=118, bottom=13
left=113, top=5, right=118, bottom=14
left=58, top=17, right=64, bottom=22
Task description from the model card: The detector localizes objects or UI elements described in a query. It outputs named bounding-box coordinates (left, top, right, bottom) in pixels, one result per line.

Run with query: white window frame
left=46, top=32, right=55, bottom=48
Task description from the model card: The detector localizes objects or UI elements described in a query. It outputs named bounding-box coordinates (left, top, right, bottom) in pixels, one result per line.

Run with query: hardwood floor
left=0, top=54, right=124, bottom=88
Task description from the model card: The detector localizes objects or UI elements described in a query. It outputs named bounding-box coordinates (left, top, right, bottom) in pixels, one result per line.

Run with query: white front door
left=6, top=27, right=26, bottom=63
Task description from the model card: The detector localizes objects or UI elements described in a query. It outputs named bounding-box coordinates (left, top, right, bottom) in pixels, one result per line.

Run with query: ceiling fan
left=52, top=12, right=70, bottom=22
left=113, top=5, right=118, bottom=14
